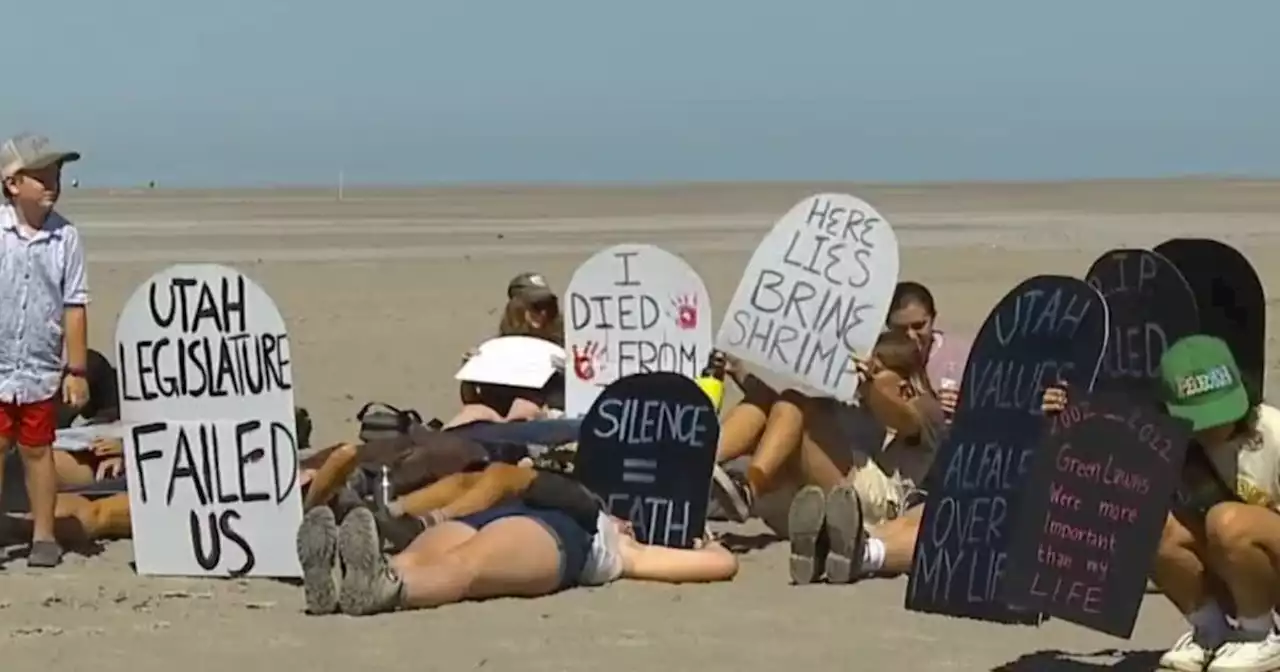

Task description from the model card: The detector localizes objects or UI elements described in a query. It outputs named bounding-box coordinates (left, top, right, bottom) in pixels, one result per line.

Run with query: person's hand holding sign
left=1041, top=383, right=1069, bottom=415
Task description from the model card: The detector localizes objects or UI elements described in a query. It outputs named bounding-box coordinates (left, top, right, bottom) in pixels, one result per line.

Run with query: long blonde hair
left=498, top=294, right=564, bottom=346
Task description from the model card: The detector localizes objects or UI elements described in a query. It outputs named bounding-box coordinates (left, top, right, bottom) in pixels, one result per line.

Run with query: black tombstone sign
left=1155, top=238, right=1265, bottom=405
left=905, top=275, right=1109, bottom=624
left=1084, top=248, right=1199, bottom=399
left=1001, top=392, right=1191, bottom=638
left=575, top=372, right=719, bottom=548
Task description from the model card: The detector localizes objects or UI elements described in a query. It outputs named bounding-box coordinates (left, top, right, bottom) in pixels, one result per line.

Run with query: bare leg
left=716, top=378, right=777, bottom=462
left=303, top=443, right=360, bottom=510
left=391, top=472, right=482, bottom=518
left=389, top=517, right=563, bottom=609
left=21, top=443, right=58, bottom=545
left=871, top=508, right=922, bottom=576
left=1204, top=503, right=1280, bottom=631
left=746, top=390, right=807, bottom=494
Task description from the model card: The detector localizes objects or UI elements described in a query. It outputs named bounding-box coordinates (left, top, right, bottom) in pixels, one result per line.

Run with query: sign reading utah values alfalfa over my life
left=115, top=264, right=302, bottom=578
left=719, top=194, right=899, bottom=398
left=565, top=244, right=713, bottom=417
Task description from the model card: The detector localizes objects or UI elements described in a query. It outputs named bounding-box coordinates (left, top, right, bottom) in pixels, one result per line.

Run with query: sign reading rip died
left=718, top=194, right=899, bottom=398
left=115, top=264, right=302, bottom=578
left=575, top=372, right=719, bottom=548
left=906, top=276, right=1108, bottom=624
left=1002, top=394, right=1190, bottom=638
left=1085, top=248, right=1198, bottom=399
left=565, top=244, right=712, bottom=417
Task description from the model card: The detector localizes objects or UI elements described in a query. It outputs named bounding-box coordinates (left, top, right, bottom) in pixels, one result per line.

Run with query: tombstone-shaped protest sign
left=565, top=244, right=712, bottom=417
left=1154, top=239, right=1265, bottom=405
left=575, top=372, right=718, bottom=548
left=1085, top=248, right=1199, bottom=399
left=717, top=194, right=899, bottom=398
left=115, top=264, right=302, bottom=578
left=906, top=276, right=1108, bottom=624
left=1002, top=393, right=1191, bottom=638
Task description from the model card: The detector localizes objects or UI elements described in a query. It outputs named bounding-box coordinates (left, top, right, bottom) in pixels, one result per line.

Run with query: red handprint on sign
left=572, top=341, right=608, bottom=381
left=670, top=294, right=699, bottom=330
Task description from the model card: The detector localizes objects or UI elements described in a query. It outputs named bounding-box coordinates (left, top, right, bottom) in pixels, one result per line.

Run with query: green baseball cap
left=1160, top=335, right=1250, bottom=431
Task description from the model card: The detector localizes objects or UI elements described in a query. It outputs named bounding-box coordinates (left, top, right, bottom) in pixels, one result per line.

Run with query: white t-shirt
left=579, top=512, right=624, bottom=586
left=1205, top=403, right=1280, bottom=511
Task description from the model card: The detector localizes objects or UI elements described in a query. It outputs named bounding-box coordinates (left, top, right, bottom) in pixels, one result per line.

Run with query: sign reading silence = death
left=564, top=244, right=712, bottom=418
left=575, top=372, right=719, bottom=548
left=717, top=193, right=899, bottom=398
left=905, top=275, right=1109, bottom=625
left=1084, top=248, right=1198, bottom=399
left=115, top=264, right=303, bottom=578
left=1001, top=393, right=1190, bottom=639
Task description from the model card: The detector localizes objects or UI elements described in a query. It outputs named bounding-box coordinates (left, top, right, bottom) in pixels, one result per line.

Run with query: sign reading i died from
left=717, top=194, right=899, bottom=399
left=114, top=264, right=302, bottom=578
left=565, top=244, right=713, bottom=417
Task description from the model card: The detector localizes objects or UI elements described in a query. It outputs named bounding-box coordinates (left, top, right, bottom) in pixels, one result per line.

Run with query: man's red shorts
left=0, top=398, right=57, bottom=447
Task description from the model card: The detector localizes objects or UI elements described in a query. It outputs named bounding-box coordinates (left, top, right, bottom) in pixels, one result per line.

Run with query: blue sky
left=7, top=0, right=1277, bottom=186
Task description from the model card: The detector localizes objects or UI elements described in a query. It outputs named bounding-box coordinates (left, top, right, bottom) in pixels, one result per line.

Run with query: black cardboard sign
left=1085, top=248, right=1199, bottom=399
left=575, top=372, right=719, bottom=548
left=1001, top=393, right=1191, bottom=639
left=905, top=275, right=1109, bottom=625
left=1154, top=238, right=1265, bottom=406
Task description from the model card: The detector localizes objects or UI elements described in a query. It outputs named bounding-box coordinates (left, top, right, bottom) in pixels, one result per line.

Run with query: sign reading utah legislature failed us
left=115, top=264, right=303, bottom=578
left=717, top=194, right=899, bottom=397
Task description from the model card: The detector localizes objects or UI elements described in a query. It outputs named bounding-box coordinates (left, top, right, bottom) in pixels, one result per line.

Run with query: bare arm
left=861, top=371, right=924, bottom=436
left=62, top=228, right=89, bottom=370
left=620, top=539, right=739, bottom=584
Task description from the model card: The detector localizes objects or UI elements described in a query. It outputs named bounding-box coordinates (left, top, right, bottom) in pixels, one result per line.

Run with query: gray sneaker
left=710, top=465, right=754, bottom=523
left=296, top=507, right=341, bottom=614
left=27, top=540, right=62, bottom=568
left=823, top=485, right=866, bottom=584
left=787, top=485, right=827, bottom=585
left=337, top=508, right=404, bottom=616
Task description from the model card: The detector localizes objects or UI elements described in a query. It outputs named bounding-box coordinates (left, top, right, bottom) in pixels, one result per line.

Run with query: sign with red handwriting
left=1001, top=393, right=1191, bottom=639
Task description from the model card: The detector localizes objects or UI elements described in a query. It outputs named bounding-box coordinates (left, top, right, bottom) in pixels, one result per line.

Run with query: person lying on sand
left=709, top=281, right=959, bottom=525
left=784, top=329, right=947, bottom=585
left=297, top=499, right=738, bottom=616
left=1045, top=335, right=1280, bottom=672
left=371, top=444, right=583, bottom=552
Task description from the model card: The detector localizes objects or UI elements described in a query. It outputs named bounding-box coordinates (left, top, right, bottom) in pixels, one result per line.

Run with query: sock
left=1187, top=602, right=1231, bottom=645
left=860, top=538, right=886, bottom=574
left=387, top=501, right=404, bottom=517
left=1238, top=613, right=1275, bottom=639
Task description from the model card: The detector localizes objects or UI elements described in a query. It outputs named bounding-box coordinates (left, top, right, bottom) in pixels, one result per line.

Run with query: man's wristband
left=64, top=365, right=87, bottom=377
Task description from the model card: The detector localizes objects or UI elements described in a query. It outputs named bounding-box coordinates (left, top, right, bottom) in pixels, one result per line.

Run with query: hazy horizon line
left=59, top=173, right=1280, bottom=194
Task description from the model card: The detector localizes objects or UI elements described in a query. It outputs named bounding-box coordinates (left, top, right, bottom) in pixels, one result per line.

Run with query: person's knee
left=1205, top=502, right=1260, bottom=555
left=777, top=389, right=808, bottom=408
left=16, top=443, right=51, bottom=461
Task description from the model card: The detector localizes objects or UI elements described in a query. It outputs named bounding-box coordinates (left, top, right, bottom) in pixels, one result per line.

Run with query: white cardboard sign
left=114, top=264, right=302, bottom=578
left=717, top=194, right=900, bottom=398
left=564, top=244, right=713, bottom=417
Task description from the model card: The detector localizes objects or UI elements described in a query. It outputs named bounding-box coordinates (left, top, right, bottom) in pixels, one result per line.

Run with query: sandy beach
left=2, top=180, right=1277, bottom=670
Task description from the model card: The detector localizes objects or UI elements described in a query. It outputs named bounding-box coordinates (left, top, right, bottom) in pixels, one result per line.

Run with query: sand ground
left=1, top=180, right=1277, bottom=670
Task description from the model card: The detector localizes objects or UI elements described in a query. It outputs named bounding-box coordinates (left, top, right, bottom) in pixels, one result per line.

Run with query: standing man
left=0, top=132, right=90, bottom=567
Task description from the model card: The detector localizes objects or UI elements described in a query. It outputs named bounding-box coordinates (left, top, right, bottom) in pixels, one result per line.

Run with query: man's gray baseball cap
left=1, top=133, right=81, bottom=179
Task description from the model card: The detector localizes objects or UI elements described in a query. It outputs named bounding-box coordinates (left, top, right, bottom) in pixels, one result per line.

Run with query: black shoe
left=373, top=509, right=427, bottom=554
left=787, top=485, right=827, bottom=584
left=710, top=465, right=754, bottom=523
left=823, top=485, right=867, bottom=584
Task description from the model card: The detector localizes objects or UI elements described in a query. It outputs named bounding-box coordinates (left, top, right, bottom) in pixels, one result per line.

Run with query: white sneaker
left=1208, top=637, right=1280, bottom=672
left=1160, top=630, right=1215, bottom=671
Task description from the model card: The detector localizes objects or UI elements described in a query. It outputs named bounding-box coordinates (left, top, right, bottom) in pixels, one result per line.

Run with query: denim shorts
left=456, top=502, right=591, bottom=590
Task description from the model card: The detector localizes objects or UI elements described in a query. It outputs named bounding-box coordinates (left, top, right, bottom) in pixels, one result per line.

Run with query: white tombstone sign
left=717, top=194, right=900, bottom=398
left=564, top=244, right=713, bottom=417
left=114, top=264, right=302, bottom=578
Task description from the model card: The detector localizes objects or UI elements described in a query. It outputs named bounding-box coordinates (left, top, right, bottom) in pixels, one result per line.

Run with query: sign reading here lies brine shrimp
left=115, top=264, right=302, bottom=579
left=717, top=194, right=899, bottom=397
